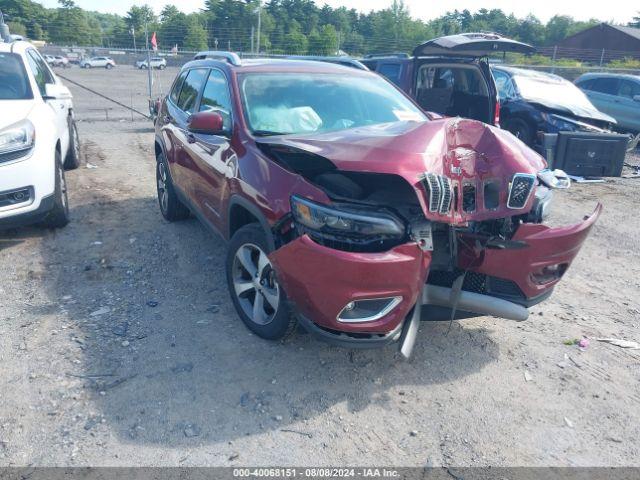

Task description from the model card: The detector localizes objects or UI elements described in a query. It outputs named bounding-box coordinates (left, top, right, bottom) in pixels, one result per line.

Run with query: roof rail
left=362, top=52, right=410, bottom=59
left=193, top=51, right=241, bottom=66
left=285, top=55, right=369, bottom=70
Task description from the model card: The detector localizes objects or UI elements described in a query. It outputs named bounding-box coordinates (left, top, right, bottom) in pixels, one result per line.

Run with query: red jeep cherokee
left=154, top=53, right=600, bottom=358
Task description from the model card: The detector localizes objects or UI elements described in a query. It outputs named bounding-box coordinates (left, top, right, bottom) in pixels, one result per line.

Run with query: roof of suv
left=183, top=57, right=373, bottom=75
left=0, top=40, right=33, bottom=54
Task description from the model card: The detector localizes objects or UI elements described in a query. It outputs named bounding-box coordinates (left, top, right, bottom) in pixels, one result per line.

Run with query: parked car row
left=44, top=54, right=70, bottom=68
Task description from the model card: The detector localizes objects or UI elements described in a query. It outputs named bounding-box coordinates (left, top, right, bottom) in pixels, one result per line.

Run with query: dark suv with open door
left=154, top=53, right=599, bottom=358
left=360, top=32, right=535, bottom=126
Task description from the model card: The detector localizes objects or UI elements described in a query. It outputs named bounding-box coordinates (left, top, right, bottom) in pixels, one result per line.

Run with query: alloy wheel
left=232, top=243, right=280, bottom=325
left=157, top=161, right=168, bottom=213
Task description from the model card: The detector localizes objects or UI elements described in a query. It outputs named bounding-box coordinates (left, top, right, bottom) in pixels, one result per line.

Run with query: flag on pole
left=151, top=32, right=158, bottom=51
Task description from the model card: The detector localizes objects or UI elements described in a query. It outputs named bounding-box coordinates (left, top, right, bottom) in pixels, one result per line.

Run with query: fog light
left=531, top=263, right=567, bottom=285
left=337, top=296, right=402, bottom=323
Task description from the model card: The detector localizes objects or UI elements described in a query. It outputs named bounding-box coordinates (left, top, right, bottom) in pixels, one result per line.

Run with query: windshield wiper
left=252, top=130, right=289, bottom=137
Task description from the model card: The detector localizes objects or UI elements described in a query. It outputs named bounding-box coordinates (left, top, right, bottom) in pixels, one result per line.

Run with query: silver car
left=575, top=73, right=640, bottom=133
left=136, top=57, right=166, bottom=69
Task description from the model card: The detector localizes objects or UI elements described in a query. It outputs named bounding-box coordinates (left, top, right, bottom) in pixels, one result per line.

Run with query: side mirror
left=633, top=95, right=640, bottom=102
left=188, top=110, right=225, bottom=135
left=44, top=83, right=72, bottom=100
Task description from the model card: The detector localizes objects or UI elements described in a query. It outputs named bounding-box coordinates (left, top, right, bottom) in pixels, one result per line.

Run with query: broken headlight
left=290, top=195, right=406, bottom=252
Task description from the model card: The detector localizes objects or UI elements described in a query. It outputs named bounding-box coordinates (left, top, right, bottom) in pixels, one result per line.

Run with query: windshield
left=240, top=72, right=426, bottom=135
left=0, top=53, right=33, bottom=100
left=513, top=74, right=598, bottom=113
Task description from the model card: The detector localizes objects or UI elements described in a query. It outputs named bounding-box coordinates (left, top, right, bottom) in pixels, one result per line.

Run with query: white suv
left=136, top=56, right=166, bottom=69
left=80, top=56, right=116, bottom=69
left=0, top=40, right=80, bottom=229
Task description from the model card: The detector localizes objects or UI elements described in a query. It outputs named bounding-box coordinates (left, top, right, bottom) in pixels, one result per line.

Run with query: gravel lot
left=1, top=66, right=639, bottom=467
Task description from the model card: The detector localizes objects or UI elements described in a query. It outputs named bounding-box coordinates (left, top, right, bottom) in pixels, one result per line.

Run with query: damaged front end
left=264, top=118, right=601, bottom=357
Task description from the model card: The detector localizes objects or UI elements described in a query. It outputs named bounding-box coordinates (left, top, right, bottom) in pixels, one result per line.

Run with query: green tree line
left=1, top=0, right=638, bottom=55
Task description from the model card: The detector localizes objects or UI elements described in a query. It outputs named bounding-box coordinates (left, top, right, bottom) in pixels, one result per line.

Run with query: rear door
left=188, top=68, right=235, bottom=230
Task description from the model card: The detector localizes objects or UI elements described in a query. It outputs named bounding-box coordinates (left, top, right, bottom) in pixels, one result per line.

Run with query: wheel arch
left=227, top=195, right=275, bottom=251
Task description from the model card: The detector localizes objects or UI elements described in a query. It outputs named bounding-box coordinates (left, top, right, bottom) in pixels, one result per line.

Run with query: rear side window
left=618, top=80, right=640, bottom=99
left=25, top=50, right=55, bottom=97
left=199, top=69, right=232, bottom=130
left=177, top=68, right=208, bottom=114
left=0, top=53, right=33, bottom=100
left=589, top=77, right=620, bottom=95
left=170, top=71, right=188, bottom=104
left=377, top=63, right=402, bottom=85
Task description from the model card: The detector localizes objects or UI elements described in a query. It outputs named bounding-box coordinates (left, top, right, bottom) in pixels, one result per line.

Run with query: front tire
left=43, top=150, right=70, bottom=229
left=156, top=152, right=190, bottom=221
left=226, top=223, right=296, bottom=340
left=106, top=64, right=113, bottom=69
left=64, top=119, right=81, bottom=170
left=504, top=118, right=534, bottom=147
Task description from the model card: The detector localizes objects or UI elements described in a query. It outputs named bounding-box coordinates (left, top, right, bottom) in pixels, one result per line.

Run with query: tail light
left=494, top=102, right=500, bottom=126
left=507, top=173, right=535, bottom=209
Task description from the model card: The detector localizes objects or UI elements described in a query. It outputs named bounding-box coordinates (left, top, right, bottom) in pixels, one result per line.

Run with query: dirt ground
left=1, top=66, right=639, bottom=467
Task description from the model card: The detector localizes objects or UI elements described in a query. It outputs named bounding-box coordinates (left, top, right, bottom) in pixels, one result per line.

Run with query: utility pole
left=250, top=26, right=255, bottom=54
left=256, top=1, right=261, bottom=54
left=144, top=21, right=152, bottom=101
left=131, top=27, right=136, bottom=52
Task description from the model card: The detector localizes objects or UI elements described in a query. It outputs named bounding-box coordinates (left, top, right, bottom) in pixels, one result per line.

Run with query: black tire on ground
left=106, top=64, right=113, bottom=69
left=156, top=151, right=190, bottom=221
left=226, top=223, right=297, bottom=341
left=43, top=150, right=70, bottom=229
left=504, top=118, right=534, bottom=147
left=64, top=119, right=81, bottom=170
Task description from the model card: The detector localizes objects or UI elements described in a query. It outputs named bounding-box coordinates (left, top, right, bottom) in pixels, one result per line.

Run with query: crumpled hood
left=0, top=100, right=35, bottom=130
left=258, top=118, right=547, bottom=223
left=526, top=97, right=616, bottom=125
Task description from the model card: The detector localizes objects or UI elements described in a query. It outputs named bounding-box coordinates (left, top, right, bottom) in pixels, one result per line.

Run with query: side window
left=170, top=71, right=188, bottom=104
left=25, top=50, right=55, bottom=97
left=177, top=68, right=208, bottom=114
left=618, top=80, right=640, bottom=99
left=199, top=69, right=232, bottom=130
left=590, top=78, right=619, bottom=95
left=377, top=63, right=402, bottom=85
left=576, top=78, right=594, bottom=90
left=493, top=70, right=515, bottom=100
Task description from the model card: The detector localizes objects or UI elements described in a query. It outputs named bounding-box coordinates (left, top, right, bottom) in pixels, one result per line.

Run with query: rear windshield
left=0, top=53, right=33, bottom=100
left=240, top=72, right=425, bottom=136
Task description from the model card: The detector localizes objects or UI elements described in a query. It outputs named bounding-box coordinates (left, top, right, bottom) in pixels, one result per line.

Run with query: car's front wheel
left=226, top=223, right=296, bottom=340
left=64, top=119, right=81, bottom=170
left=106, top=64, right=113, bottom=69
left=156, top=152, right=189, bottom=221
left=43, top=150, right=70, bottom=229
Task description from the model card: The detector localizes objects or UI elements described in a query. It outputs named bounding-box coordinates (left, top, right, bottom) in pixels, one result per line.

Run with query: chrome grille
left=424, top=173, right=441, bottom=213
left=507, top=174, right=536, bottom=209
left=424, top=173, right=453, bottom=214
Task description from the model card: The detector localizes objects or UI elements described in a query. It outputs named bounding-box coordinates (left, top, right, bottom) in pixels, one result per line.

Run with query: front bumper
left=270, top=204, right=601, bottom=347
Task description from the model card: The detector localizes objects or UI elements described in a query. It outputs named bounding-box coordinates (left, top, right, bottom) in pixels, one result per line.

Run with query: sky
left=37, top=0, right=638, bottom=24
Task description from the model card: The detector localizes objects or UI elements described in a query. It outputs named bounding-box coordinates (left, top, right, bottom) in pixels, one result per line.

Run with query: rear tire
left=226, top=223, right=296, bottom=341
left=64, top=119, right=81, bottom=170
left=156, top=151, right=190, bottom=221
left=43, top=150, right=70, bottom=229
left=106, top=64, right=113, bottom=69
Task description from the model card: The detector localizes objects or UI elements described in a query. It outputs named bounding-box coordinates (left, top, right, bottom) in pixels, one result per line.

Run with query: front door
left=186, top=68, right=235, bottom=232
